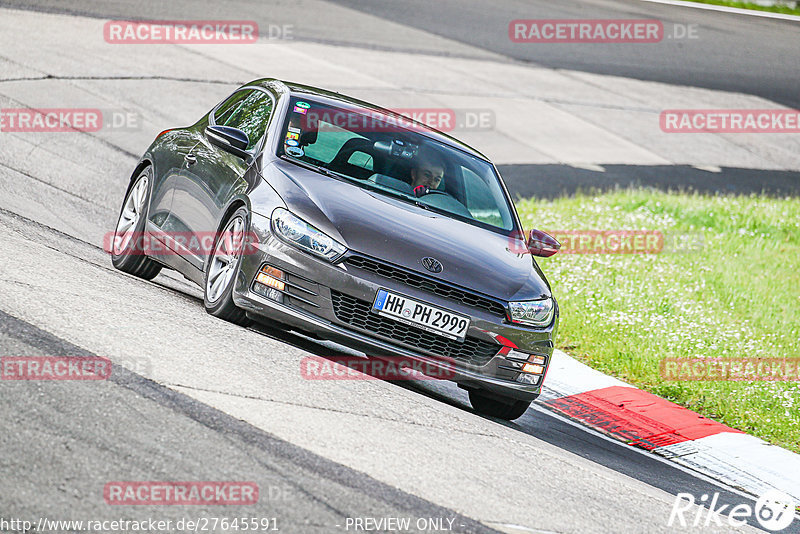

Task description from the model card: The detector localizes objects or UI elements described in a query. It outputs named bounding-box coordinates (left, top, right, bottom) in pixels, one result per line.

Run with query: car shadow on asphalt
left=148, top=275, right=557, bottom=424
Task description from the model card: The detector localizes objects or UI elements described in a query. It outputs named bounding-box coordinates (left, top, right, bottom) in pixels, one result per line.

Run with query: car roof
left=252, top=78, right=490, bottom=161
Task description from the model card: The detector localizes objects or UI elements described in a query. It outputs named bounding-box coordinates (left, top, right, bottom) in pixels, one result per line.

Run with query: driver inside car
left=410, top=150, right=445, bottom=196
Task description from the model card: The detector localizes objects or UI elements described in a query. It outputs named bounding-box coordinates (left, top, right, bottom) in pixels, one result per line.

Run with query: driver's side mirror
left=527, top=229, right=560, bottom=257
left=206, top=125, right=250, bottom=159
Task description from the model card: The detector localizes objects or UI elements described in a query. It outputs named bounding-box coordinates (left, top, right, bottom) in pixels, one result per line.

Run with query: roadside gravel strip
left=542, top=351, right=800, bottom=505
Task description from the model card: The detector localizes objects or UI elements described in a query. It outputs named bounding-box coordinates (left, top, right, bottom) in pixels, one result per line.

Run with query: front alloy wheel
left=203, top=207, right=251, bottom=326
left=111, top=167, right=162, bottom=280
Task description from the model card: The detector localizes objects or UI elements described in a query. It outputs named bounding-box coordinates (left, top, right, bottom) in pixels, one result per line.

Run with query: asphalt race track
left=0, top=1, right=797, bottom=533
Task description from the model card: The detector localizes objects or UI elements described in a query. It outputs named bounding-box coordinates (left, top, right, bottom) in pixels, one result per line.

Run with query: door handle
left=184, top=153, right=197, bottom=166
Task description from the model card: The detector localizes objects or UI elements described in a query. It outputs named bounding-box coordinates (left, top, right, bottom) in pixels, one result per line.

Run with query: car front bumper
left=232, top=212, right=558, bottom=402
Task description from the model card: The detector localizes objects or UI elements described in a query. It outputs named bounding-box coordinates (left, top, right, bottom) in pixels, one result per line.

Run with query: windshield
left=278, top=96, right=517, bottom=232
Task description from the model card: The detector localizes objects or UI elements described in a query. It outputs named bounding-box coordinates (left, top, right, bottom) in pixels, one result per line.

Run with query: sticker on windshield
left=286, top=146, right=304, bottom=157
left=288, top=126, right=301, bottom=133
left=285, top=139, right=299, bottom=147
left=293, top=105, right=307, bottom=115
left=286, top=131, right=299, bottom=141
left=295, top=101, right=311, bottom=109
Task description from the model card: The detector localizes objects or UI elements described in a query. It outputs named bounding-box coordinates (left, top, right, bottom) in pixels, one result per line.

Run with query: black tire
left=111, top=166, right=162, bottom=280
left=203, top=206, right=252, bottom=326
left=468, top=390, right=532, bottom=420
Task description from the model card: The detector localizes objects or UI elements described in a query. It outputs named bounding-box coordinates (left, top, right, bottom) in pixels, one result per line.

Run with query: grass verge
left=682, top=0, right=800, bottom=15
left=516, top=189, right=800, bottom=453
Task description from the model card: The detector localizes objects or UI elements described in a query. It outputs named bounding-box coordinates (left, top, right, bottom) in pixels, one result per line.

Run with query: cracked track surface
left=0, top=4, right=773, bottom=534
left=0, top=203, right=759, bottom=534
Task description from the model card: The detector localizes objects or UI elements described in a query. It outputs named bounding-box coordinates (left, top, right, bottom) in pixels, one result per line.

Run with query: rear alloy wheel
left=203, top=207, right=252, bottom=326
left=111, top=167, right=162, bottom=280
left=468, top=390, right=532, bottom=421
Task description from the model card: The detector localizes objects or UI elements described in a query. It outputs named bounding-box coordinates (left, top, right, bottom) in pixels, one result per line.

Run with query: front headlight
left=271, top=208, right=347, bottom=262
left=508, top=298, right=554, bottom=327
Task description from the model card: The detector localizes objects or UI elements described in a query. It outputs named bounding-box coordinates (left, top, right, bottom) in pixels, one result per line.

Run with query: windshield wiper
left=312, top=164, right=341, bottom=179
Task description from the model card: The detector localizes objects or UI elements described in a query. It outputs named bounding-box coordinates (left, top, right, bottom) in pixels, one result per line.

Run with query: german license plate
left=372, top=289, right=470, bottom=341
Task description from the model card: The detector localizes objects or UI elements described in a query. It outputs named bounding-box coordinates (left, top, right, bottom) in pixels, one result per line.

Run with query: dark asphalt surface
left=248, top=320, right=777, bottom=533
left=4, top=0, right=797, bottom=198
left=0, top=309, right=497, bottom=534
left=3, top=0, right=796, bottom=108
left=329, top=0, right=800, bottom=109
left=326, top=0, right=800, bottom=196
left=497, top=163, right=800, bottom=199
left=0, top=302, right=774, bottom=533
left=0, top=1, right=795, bottom=532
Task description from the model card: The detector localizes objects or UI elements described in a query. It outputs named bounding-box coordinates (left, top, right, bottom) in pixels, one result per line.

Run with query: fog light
left=516, top=373, right=539, bottom=385
left=254, top=266, right=286, bottom=303
left=256, top=266, right=285, bottom=291
left=506, top=349, right=529, bottom=362
left=522, top=363, right=544, bottom=375
left=507, top=350, right=546, bottom=366
left=266, top=287, right=283, bottom=301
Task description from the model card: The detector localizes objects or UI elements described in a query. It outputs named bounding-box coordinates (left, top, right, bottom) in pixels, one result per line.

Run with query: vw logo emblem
left=421, top=257, right=443, bottom=273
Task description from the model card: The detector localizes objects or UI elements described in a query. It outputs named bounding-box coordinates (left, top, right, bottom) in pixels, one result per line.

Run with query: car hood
left=263, top=159, right=551, bottom=301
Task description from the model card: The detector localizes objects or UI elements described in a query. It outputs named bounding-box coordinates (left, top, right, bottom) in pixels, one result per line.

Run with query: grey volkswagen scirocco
left=111, top=78, right=561, bottom=420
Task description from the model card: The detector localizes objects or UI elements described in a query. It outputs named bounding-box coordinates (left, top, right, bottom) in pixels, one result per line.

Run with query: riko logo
left=668, top=490, right=796, bottom=531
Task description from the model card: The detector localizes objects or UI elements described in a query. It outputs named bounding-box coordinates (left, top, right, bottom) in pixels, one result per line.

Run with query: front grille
left=345, top=255, right=508, bottom=319
left=330, top=291, right=500, bottom=367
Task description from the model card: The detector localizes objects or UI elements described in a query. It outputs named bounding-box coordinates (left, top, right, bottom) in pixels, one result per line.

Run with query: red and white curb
left=539, top=349, right=800, bottom=503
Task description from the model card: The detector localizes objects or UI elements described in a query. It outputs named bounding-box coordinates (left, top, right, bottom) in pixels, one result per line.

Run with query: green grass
left=515, top=189, right=800, bottom=453
left=684, top=0, right=800, bottom=15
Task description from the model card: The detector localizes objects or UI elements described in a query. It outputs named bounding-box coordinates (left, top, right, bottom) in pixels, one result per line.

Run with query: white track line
left=639, top=0, right=800, bottom=21
left=542, top=349, right=800, bottom=506
left=530, top=404, right=760, bottom=503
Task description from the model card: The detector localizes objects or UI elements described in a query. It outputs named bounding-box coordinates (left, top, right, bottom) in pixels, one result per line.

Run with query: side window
left=462, top=167, right=504, bottom=228
left=214, top=89, right=274, bottom=151
left=213, top=90, right=250, bottom=125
